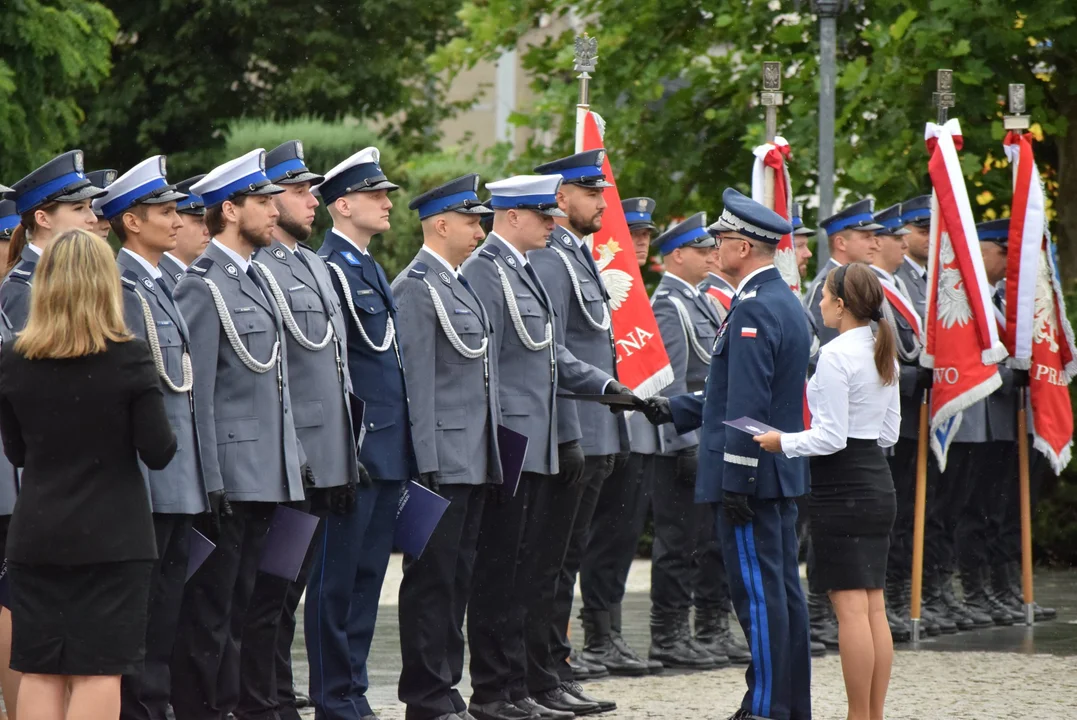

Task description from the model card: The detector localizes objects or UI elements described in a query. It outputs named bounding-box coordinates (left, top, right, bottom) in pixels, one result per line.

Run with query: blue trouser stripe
left=734, top=525, right=765, bottom=716
left=744, top=523, right=774, bottom=718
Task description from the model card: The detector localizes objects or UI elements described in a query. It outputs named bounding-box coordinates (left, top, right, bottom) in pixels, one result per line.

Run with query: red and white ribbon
left=878, top=275, right=922, bottom=338
left=751, top=137, right=799, bottom=294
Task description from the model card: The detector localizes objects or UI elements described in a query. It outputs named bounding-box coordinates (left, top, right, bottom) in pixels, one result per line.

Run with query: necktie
left=522, top=262, right=550, bottom=309
left=246, top=265, right=268, bottom=301
left=155, top=278, right=173, bottom=302
left=579, top=244, right=601, bottom=279
left=294, top=248, right=314, bottom=274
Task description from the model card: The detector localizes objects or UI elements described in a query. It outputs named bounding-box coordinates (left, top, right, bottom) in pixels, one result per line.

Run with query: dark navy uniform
left=665, top=189, right=812, bottom=720
left=312, top=146, right=415, bottom=720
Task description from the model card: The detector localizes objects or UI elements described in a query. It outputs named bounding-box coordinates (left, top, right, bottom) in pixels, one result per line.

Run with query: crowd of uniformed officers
left=0, top=137, right=1056, bottom=720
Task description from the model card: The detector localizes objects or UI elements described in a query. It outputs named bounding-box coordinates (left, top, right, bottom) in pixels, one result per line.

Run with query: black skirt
left=808, top=439, right=897, bottom=593
left=8, top=560, right=153, bottom=675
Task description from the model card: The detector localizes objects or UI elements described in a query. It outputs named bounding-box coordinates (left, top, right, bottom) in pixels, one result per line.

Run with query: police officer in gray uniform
left=894, top=195, right=931, bottom=319
left=394, top=174, right=502, bottom=720
left=170, top=149, right=307, bottom=720
left=92, top=156, right=212, bottom=720
left=462, top=175, right=615, bottom=720
left=158, top=174, right=209, bottom=294
left=528, top=150, right=633, bottom=715
left=241, top=141, right=365, bottom=720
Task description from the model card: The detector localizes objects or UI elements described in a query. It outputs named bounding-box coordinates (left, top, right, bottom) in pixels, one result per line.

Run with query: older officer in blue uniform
left=170, top=149, right=307, bottom=720
left=1, top=151, right=106, bottom=329
left=393, top=175, right=501, bottom=720
left=313, top=147, right=416, bottom=720
left=160, top=174, right=210, bottom=292
left=462, top=175, right=617, bottom=720
left=644, top=188, right=812, bottom=720
left=94, top=157, right=211, bottom=720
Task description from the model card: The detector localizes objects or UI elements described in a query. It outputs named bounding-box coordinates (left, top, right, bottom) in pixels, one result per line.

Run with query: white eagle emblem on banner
left=774, top=245, right=799, bottom=292
left=937, top=233, right=973, bottom=329
left=594, top=239, right=633, bottom=311
left=1033, top=250, right=1060, bottom=353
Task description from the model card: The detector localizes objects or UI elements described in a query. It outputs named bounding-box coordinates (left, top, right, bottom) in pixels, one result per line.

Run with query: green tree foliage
left=78, top=0, right=472, bottom=179
left=0, top=0, right=117, bottom=183
left=433, top=0, right=1077, bottom=268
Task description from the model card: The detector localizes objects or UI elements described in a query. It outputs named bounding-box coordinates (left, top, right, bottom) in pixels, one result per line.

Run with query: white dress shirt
left=780, top=326, right=900, bottom=457
left=665, top=272, right=699, bottom=297
left=122, top=248, right=163, bottom=279
left=491, top=232, right=529, bottom=267
left=163, top=252, right=187, bottom=271
left=422, top=244, right=457, bottom=277
left=735, top=264, right=774, bottom=295
left=212, top=238, right=251, bottom=274
left=330, top=227, right=371, bottom=256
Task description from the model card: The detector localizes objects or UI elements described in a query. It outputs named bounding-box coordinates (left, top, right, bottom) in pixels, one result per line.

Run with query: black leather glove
left=207, top=490, right=232, bottom=540
left=557, top=440, right=586, bottom=487
left=641, top=397, right=673, bottom=426
left=722, top=491, right=754, bottom=526
left=301, top=463, right=317, bottom=489
left=327, top=481, right=358, bottom=516
left=604, top=379, right=642, bottom=413
left=419, top=471, right=440, bottom=493
left=612, top=451, right=631, bottom=474
left=916, top=366, right=934, bottom=392
left=675, top=447, right=698, bottom=485
left=1012, top=368, right=1030, bottom=388
left=357, top=461, right=373, bottom=489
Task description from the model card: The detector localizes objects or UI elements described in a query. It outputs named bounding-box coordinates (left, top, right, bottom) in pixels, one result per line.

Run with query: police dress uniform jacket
left=318, top=229, right=415, bottom=482
left=174, top=241, right=305, bottom=502
left=254, top=240, right=359, bottom=489
left=870, top=267, right=924, bottom=441
left=651, top=274, right=721, bottom=455
left=528, top=226, right=628, bottom=456
left=159, top=254, right=187, bottom=294
left=670, top=266, right=811, bottom=502
left=804, top=257, right=840, bottom=351
left=118, top=251, right=209, bottom=514
left=0, top=245, right=41, bottom=331
left=895, top=257, right=928, bottom=320
left=460, top=233, right=608, bottom=476
left=392, top=247, right=502, bottom=487
left=0, top=311, right=17, bottom=516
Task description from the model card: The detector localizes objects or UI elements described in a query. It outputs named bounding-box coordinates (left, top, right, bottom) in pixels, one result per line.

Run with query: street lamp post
left=811, top=0, right=846, bottom=266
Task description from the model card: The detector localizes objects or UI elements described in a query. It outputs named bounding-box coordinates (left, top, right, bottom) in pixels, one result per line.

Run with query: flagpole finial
left=1004, top=83, right=1030, bottom=131
left=761, top=61, right=783, bottom=142
left=574, top=34, right=598, bottom=108
left=933, top=69, right=955, bottom=124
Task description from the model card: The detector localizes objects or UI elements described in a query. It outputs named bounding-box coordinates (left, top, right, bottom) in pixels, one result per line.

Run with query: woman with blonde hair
left=0, top=229, right=176, bottom=720
left=754, top=262, right=900, bottom=720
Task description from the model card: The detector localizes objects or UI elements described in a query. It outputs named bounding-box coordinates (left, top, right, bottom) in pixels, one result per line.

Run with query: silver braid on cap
left=252, top=261, right=334, bottom=351
left=326, top=261, right=396, bottom=353
left=497, top=264, right=552, bottom=351
left=668, top=296, right=712, bottom=365
left=201, top=278, right=280, bottom=373
left=551, top=247, right=610, bottom=331
left=137, top=292, right=193, bottom=392
left=423, top=279, right=488, bottom=359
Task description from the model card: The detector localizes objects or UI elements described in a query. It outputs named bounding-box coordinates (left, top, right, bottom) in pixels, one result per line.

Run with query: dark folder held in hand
left=723, top=416, right=781, bottom=436
left=258, top=505, right=321, bottom=581
left=394, top=480, right=450, bottom=559
left=497, top=425, right=529, bottom=498
left=186, top=527, right=216, bottom=582
left=556, top=393, right=644, bottom=409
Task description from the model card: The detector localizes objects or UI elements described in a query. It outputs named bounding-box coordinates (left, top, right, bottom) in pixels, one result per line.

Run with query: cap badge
left=226, top=263, right=238, bottom=276
left=159, top=157, right=167, bottom=177
left=257, top=152, right=266, bottom=171
left=273, top=248, right=286, bottom=259
left=596, top=150, right=605, bottom=166
left=74, top=151, right=84, bottom=173
left=142, top=278, right=155, bottom=290
left=506, top=255, right=517, bottom=268
left=295, top=141, right=304, bottom=160
left=439, top=271, right=452, bottom=286
left=638, top=199, right=648, bottom=213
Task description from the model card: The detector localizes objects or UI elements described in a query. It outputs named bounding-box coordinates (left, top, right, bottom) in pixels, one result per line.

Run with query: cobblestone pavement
left=287, top=561, right=1077, bottom=719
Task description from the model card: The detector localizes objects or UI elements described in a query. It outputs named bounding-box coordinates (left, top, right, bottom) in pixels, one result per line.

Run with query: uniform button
left=369, top=422, right=375, bottom=429
left=437, top=420, right=443, bottom=427
left=748, top=477, right=756, bottom=483
left=228, top=431, right=235, bottom=439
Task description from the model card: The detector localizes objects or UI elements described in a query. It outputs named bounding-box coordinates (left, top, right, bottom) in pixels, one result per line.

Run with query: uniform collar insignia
left=174, top=272, right=183, bottom=281
left=506, top=255, right=517, bottom=267
left=561, top=233, right=574, bottom=247
left=142, top=277, right=155, bottom=289
left=682, top=288, right=693, bottom=298
left=341, top=251, right=361, bottom=266
left=273, top=248, right=286, bottom=259
left=226, top=263, right=238, bottom=276
left=439, top=271, right=452, bottom=286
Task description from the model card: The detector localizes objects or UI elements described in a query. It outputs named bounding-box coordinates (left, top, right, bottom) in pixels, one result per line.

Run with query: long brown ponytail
left=825, top=262, right=898, bottom=386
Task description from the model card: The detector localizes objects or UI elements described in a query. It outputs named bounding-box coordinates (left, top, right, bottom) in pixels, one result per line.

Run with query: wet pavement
left=288, top=559, right=1077, bottom=719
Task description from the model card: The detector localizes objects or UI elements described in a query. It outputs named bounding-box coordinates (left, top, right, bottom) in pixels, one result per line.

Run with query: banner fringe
left=1009, top=357, right=1032, bottom=371
left=1033, top=433, right=1072, bottom=477
left=930, top=414, right=960, bottom=473
left=929, top=372, right=1003, bottom=470
left=632, top=364, right=674, bottom=399
left=981, top=343, right=1009, bottom=365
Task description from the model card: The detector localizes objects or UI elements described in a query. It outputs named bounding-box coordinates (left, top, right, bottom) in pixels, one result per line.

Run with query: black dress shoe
left=810, top=640, right=826, bottom=657
left=726, top=709, right=767, bottom=720
left=533, top=687, right=601, bottom=716
left=514, top=697, right=574, bottom=720
left=568, top=650, right=608, bottom=680
left=560, top=680, right=615, bottom=713
left=293, top=691, right=312, bottom=709
left=469, top=701, right=533, bottom=720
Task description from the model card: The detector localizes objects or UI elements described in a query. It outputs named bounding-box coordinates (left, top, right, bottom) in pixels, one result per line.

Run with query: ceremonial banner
left=1002, top=131, right=1076, bottom=473
left=921, top=119, right=1006, bottom=469
left=750, top=137, right=800, bottom=293
left=580, top=111, right=673, bottom=397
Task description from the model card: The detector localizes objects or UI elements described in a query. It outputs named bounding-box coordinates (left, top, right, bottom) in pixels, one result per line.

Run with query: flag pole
left=574, top=34, right=597, bottom=154
left=1004, top=82, right=1035, bottom=626
left=910, top=69, right=956, bottom=644
left=760, top=61, right=783, bottom=209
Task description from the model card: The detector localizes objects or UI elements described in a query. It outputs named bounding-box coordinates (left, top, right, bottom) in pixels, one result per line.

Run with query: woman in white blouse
left=754, top=262, right=900, bottom=720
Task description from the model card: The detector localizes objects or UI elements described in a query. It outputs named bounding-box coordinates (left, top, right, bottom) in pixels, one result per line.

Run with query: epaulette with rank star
left=408, top=262, right=429, bottom=279
left=190, top=257, right=213, bottom=274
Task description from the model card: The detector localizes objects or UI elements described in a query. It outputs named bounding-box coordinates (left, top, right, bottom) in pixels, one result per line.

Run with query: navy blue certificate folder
left=497, top=424, right=529, bottom=497
left=258, top=505, right=321, bottom=581
left=393, top=480, right=450, bottom=558
left=186, top=527, right=216, bottom=582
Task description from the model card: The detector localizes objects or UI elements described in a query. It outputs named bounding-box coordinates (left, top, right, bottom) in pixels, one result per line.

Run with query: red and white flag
left=1002, top=130, right=1076, bottom=473
left=706, top=285, right=733, bottom=312
left=921, top=119, right=1006, bottom=470
left=750, top=137, right=800, bottom=293
left=579, top=111, right=673, bottom=397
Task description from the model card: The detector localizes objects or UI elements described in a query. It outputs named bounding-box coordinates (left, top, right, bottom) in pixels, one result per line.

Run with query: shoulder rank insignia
left=120, top=276, right=137, bottom=289
left=740, top=289, right=759, bottom=302
left=655, top=290, right=670, bottom=298
left=341, top=251, right=361, bottom=267
left=191, top=257, right=213, bottom=274
left=225, top=263, right=238, bottom=276
left=9, top=267, right=30, bottom=277
left=273, top=248, right=287, bottom=260
left=408, top=262, right=429, bottom=280
left=480, top=245, right=499, bottom=259
left=438, top=271, right=452, bottom=286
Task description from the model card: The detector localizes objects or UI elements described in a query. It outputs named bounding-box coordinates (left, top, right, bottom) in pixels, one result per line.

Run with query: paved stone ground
left=288, top=560, right=1077, bottom=720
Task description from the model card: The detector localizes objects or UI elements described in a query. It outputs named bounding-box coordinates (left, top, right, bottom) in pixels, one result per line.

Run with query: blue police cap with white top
left=192, top=149, right=284, bottom=209
left=0, top=199, right=17, bottom=239
left=707, top=188, right=793, bottom=244
left=265, top=140, right=324, bottom=186
left=485, top=175, right=567, bottom=217
left=175, top=174, right=207, bottom=216
left=820, top=198, right=883, bottom=236
left=408, top=174, right=493, bottom=220
left=873, top=203, right=911, bottom=237
left=622, top=197, right=657, bottom=231
left=900, top=195, right=931, bottom=227
left=652, top=212, right=715, bottom=255
left=791, top=201, right=814, bottom=237
left=977, top=218, right=1009, bottom=250
left=534, top=149, right=613, bottom=189
left=314, top=147, right=399, bottom=204
left=92, top=156, right=187, bottom=221
left=11, top=150, right=108, bottom=215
